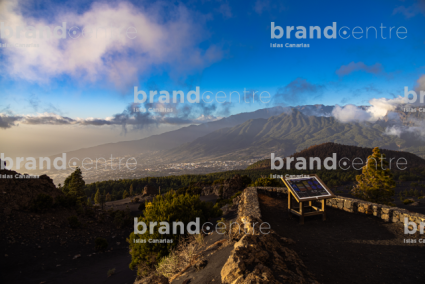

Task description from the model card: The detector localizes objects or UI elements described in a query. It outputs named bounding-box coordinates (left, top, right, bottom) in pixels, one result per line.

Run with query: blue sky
left=1, top=0, right=425, bottom=157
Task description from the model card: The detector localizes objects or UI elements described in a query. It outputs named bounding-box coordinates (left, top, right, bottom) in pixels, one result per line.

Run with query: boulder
left=221, top=228, right=318, bottom=284
left=142, top=184, right=158, bottom=197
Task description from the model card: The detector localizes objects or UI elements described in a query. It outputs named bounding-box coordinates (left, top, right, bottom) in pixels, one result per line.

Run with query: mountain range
left=35, top=104, right=425, bottom=168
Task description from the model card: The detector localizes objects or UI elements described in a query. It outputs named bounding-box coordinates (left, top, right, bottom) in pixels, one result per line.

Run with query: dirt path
left=258, top=194, right=425, bottom=284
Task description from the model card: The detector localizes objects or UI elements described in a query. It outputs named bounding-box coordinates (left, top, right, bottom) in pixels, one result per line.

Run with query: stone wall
left=326, top=196, right=425, bottom=228
left=249, top=186, right=425, bottom=229
left=237, top=187, right=262, bottom=219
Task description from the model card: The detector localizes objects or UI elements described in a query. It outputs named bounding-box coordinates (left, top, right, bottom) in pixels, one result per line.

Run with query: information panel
left=283, top=175, right=333, bottom=200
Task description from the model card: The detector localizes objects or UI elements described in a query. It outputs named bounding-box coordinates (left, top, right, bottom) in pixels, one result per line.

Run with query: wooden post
left=322, top=199, right=326, bottom=221
left=299, top=201, right=304, bottom=225
left=288, top=190, right=291, bottom=218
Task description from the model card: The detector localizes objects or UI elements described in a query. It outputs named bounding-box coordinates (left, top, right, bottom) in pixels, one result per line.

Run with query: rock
left=134, top=274, right=169, bottom=284
left=220, top=204, right=231, bottom=215
left=73, top=254, right=81, bottom=260
left=142, top=184, right=158, bottom=197
left=408, top=202, right=420, bottom=206
left=222, top=214, right=318, bottom=284
left=182, top=279, right=191, bottom=284
left=194, top=259, right=208, bottom=271
left=116, top=242, right=121, bottom=245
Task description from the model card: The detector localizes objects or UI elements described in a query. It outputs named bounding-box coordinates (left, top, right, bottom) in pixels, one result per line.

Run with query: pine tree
left=68, top=167, right=86, bottom=202
left=123, top=190, right=129, bottom=199
left=106, top=192, right=111, bottom=202
left=94, top=187, right=101, bottom=204
left=351, top=147, right=396, bottom=205
left=129, top=184, right=134, bottom=196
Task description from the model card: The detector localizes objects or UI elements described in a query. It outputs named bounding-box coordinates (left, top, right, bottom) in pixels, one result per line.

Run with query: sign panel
left=283, top=175, right=333, bottom=201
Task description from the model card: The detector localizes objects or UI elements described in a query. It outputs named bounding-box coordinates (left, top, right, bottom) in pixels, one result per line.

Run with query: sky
left=1, top=0, right=425, bottom=158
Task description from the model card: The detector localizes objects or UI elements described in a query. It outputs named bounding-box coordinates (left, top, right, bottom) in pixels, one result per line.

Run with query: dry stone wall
left=251, top=186, right=425, bottom=229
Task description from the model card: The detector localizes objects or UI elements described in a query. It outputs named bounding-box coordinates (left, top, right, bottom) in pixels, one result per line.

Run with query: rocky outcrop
left=222, top=232, right=318, bottom=284
left=0, top=169, right=63, bottom=213
left=221, top=189, right=319, bottom=284
left=142, top=184, right=158, bottom=197
left=199, top=174, right=246, bottom=199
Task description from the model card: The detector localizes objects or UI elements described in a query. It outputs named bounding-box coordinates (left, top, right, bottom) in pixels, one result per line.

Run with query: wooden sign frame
left=281, top=174, right=335, bottom=224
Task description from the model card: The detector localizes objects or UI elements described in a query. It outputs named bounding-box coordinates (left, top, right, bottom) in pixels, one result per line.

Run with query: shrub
left=231, top=191, right=242, bottom=200
left=107, top=268, right=116, bottom=277
left=68, top=216, right=81, bottom=228
left=114, top=210, right=132, bottom=228
left=95, top=237, right=108, bottom=251
left=128, top=190, right=221, bottom=274
left=250, top=177, right=282, bottom=187
left=212, top=179, right=225, bottom=185
left=403, top=199, right=414, bottom=205
left=156, top=250, right=180, bottom=278
left=31, top=193, right=53, bottom=212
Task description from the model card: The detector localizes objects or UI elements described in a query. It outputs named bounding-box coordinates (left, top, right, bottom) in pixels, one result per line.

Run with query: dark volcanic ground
left=258, top=193, right=425, bottom=284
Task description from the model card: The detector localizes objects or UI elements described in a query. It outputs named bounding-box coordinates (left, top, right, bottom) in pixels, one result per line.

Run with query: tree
left=67, top=167, right=86, bottom=202
left=129, top=184, right=134, bottom=196
left=94, top=187, right=101, bottom=204
left=106, top=192, right=111, bottom=202
left=87, top=197, right=92, bottom=206
left=351, top=147, right=396, bottom=205
left=123, top=190, right=129, bottom=199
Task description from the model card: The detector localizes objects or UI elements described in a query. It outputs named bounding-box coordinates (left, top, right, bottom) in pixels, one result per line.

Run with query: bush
left=250, top=177, right=282, bottom=187
left=403, top=199, right=414, bottom=205
left=31, top=193, right=53, bottom=212
left=212, top=179, right=225, bottom=185
left=114, top=210, right=132, bottom=228
left=128, top=190, right=221, bottom=274
left=95, top=237, right=108, bottom=251
left=68, top=216, right=81, bottom=228
left=107, top=268, right=116, bottom=277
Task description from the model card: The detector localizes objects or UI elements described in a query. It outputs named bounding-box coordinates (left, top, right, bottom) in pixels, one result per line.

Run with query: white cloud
left=0, top=0, right=222, bottom=88
left=332, top=92, right=415, bottom=123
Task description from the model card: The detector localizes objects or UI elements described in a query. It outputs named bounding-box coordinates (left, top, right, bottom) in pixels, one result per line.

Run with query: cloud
left=253, top=0, right=285, bottom=15
left=332, top=96, right=410, bottom=123
left=393, top=1, right=425, bottom=18
left=415, top=74, right=425, bottom=93
left=217, top=3, right=232, bottom=18
left=274, top=78, right=325, bottom=105
left=0, top=0, right=223, bottom=89
left=0, top=101, right=221, bottom=132
left=336, top=62, right=383, bottom=77
left=332, top=104, right=372, bottom=123
left=254, top=0, right=270, bottom=14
